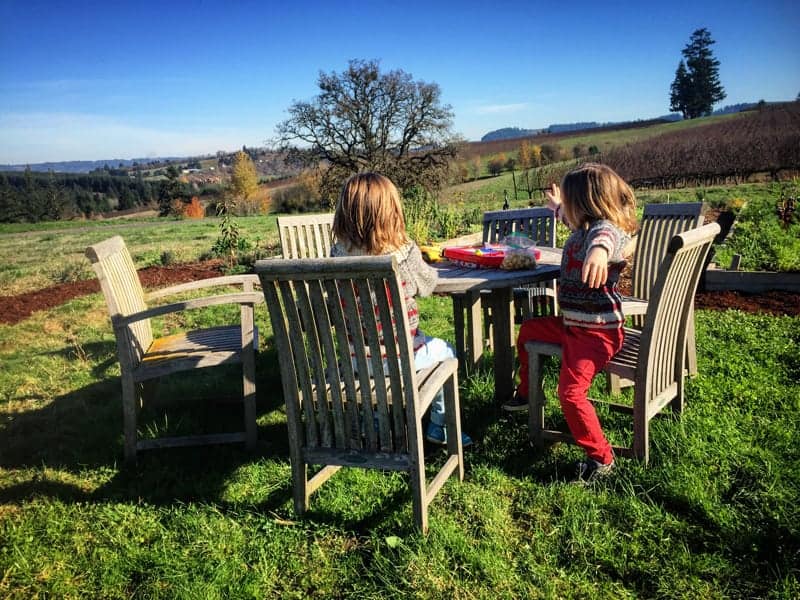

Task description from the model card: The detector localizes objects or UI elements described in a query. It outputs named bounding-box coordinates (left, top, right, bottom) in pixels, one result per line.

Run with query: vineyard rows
left=601, top=102, right=800, bottom=188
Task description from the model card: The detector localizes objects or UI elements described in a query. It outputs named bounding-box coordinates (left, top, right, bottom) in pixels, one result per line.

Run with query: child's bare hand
left=545, top=183, right=561, bottom=214
left=582, top=247, right=609, bottom=288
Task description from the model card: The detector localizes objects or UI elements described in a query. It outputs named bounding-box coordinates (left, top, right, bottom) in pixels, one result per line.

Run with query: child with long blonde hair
left=332, top=172, right=472, bottom=447
left=503, top=163, right=637, bottom=482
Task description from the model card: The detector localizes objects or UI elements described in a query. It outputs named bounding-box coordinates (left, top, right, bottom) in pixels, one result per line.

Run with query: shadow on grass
left=0, top=343, right=293, bottom=510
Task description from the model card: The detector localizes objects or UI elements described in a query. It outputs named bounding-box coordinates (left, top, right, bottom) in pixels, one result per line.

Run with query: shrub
left=487, top=157, right=504, bottom=176
left=540, top=143, right=563, bottom=163
left=182, top=197, right=205, bottom=219
left=717, top=192, right=800, bottom=271
left=160, top=250, right=177, bottom=266
left=271, top=183, right=326, bottom=213
left=50, top=260, right=92, bottom=284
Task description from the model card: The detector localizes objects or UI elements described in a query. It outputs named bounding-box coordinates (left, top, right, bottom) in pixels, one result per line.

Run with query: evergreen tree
left=669, top=28, right=726, bottom=119
left=669, top=61, right=691, bottom=118
left=158, top=165, right=184, bottom=216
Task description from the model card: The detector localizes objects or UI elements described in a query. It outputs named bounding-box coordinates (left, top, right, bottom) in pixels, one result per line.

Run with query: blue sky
left=1, top=0, right=798, bottom=164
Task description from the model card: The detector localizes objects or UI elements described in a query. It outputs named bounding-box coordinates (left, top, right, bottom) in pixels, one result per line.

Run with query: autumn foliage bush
left=183, top=197, right=205, bottom=219
left=169, top=196, right=205, bottom=219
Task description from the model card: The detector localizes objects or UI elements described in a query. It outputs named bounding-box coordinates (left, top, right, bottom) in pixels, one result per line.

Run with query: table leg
left=489, top=287, right=515, bottom=403
left=451, top=291, right=483, bottom=374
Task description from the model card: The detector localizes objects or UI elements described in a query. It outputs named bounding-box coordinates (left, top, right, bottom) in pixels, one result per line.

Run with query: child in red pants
left=503, top=163, right=638, bottom=482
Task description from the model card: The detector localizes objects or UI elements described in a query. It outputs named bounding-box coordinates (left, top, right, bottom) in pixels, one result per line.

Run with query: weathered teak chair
left=609, top=202, right=705, bottom=394
left=256, top=255, right=464, bottom=533
left=526, top=222, right=719, bottom=464
left=452, top=207, right=557, bottom=371
left=276, top=213, right=335, bottom=259
left=86, top=236, right=260, bottom=464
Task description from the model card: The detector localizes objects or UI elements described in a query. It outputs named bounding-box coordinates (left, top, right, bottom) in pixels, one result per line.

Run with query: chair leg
left=121, top=373, right=139, bottom=464
left=607, top=373, right=623, bottom=395
left=240, top=311, right=258, bottom=450
left=686, top=311, right=698, bottom=378
left=408, top=426, right=429, bottom=534
left=242, top=348, right=257, bottom=450
left=444, top=373, right=465, bottom=481
left=527, top=353, right=546, bottom=448
left=293, top=461, right=310, bottom=515
left=633, top=404, right=649, bottom=465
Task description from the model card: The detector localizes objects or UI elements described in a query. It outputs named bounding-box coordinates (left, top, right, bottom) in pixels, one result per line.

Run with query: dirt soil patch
left=0, top=258, right=797, bottom=326
left=0, top=260, right=227, bottom=325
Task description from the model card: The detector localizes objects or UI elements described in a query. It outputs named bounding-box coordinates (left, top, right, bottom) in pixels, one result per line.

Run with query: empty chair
left=452, top=207, right=557, bottom=371
left=256, top=255, right=464, bottom=533
left=609, top=202, right=705, bottom=393
left=526, top=222, right=719, bottom=464
left=86, top=236, right=260, bottom=463
left=276, top=213, right=335, bottom=259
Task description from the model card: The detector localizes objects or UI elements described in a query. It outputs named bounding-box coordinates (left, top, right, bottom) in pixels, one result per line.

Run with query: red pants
left=517, top=316, right=623, bottom=465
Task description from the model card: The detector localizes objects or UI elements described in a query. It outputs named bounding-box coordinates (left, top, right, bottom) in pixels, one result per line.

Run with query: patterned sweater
left=331, top=240, right=437, bottom=351
left=559, top=220, right=631, bottom=329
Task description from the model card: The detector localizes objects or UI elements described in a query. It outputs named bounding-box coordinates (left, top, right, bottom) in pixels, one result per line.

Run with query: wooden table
left=433, top=247, right=561, bottom=403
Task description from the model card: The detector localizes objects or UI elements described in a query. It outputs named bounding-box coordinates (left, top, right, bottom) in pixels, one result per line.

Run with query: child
left=502, top=163, right=637, bottom=482
left=331, top=172, right=473, bottom=447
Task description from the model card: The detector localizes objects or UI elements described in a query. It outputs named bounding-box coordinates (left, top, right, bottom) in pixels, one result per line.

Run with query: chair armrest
left=146, top=274, right=261, bottom=301
left=114, top=292, right=263, bottom=328
left=416, top=358, right=459, bottom=414
left=621, top=295, right=648, bottom=316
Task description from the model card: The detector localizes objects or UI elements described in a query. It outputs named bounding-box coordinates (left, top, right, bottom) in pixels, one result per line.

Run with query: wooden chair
left=526, top=222, right=719, bottom=464
left=276, top=213, right=334, bottom=259
left=256, top=255, right=464, bottom=533
left=609, top=202, right=705, bottom=394
left=86, top=236, right=260, bottom=464
left=452, top=207, right=557, bottom=372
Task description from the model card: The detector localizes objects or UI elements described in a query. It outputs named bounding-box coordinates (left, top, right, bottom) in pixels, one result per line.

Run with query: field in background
left=458, top=112, right=745, bottom=161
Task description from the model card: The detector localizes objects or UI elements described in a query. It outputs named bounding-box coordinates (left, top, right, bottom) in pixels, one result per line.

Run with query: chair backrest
left=631, top=202, right=704, bottom=303
left=277, top=213, right=335, bottom=259
left=636, top=222, right=719, bottom=407
left=483, top=207, right=556, bottom=247
left=85, top=236, right=152, bottom=368
left=257, top=255, right=419, bottom=457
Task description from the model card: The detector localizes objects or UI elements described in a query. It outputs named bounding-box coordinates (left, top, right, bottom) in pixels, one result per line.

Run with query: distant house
left=182, top=168, right=201, bottom=174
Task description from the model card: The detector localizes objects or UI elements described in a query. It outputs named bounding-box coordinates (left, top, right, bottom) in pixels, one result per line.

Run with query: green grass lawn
left=1, top=282, right=798, bottom=597
left=1, top=182, right=799, bottom=597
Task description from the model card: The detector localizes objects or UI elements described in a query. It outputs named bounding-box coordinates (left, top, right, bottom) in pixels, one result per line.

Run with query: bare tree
left=276, top=59, right=461, bottom=203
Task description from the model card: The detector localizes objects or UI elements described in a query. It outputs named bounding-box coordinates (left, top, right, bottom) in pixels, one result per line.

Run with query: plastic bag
left=499, top=234, right=539, bottom=270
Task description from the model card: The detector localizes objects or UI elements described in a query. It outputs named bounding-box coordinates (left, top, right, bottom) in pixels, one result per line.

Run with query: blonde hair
left=560, top=163, right=638, bottom=234
left=333, top=172, right=409, bottom=254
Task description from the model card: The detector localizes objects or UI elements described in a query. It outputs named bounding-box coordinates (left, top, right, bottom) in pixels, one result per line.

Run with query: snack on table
left=500, top=247, right=538, bottom=270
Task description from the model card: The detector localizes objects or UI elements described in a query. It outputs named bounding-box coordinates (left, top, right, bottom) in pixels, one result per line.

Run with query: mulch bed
left=0, top=260, right=227, bottom=325
left=1, top=259, right=798, bottom=326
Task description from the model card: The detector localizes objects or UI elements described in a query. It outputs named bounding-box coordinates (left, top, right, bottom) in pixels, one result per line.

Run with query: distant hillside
left=0, top=157, right=187, bottom=174
left=480, top=103, right=764, bottom=143
left=481, top=127, right=541, bottom=142
left=482, top=114, right=682, bottom=142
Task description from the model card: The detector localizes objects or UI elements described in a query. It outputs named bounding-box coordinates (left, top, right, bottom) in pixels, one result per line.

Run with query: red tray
left=442, top=244, right=540, bottom=268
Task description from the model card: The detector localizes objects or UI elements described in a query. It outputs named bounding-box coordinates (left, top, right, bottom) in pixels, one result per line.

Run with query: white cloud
left=0, top=112, right=260, bottom=163
left=472, top=103, right=530, bottom=115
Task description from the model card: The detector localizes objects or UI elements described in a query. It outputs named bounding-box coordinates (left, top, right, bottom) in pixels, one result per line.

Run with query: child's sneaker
left=425, top=422, right=473, bottom=447
left=501, top=392, right=528, bottom=412
left=574, top=457, right=614, bottom=484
